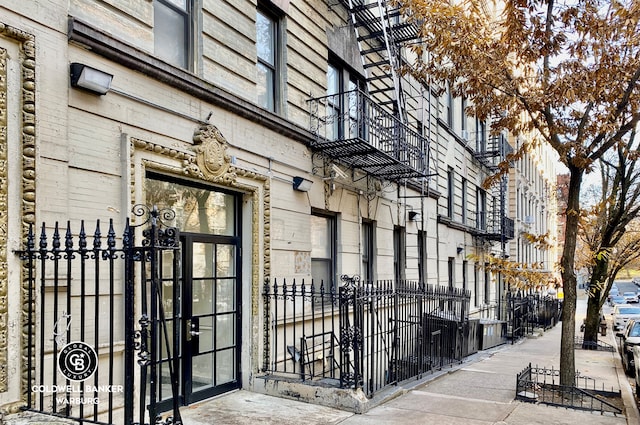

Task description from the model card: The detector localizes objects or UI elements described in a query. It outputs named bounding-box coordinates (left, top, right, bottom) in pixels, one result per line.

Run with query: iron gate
left=18, top=205, right=182, bottom=425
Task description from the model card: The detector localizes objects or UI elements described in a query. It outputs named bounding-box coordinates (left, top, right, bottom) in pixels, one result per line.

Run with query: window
left=461, top=178, right=467, bottom=225
left=462, top=260, right=468, bottom=294
left=394, top=226, right=406, bottom=283
left=311, top=212, right=336, bottom=290
left=477, top=187, right=486, bottom=230
left=461, top=97, right=467, bottom=137
left=256, top=7, right=281, bottom=112
left=448, top=257, right=455, bottom=288
left=362, top=220, right=375, bottom=283
left=327, top=60, right=365, bottom=141
left=446, top=84, right=453, bottom=127
left=484, top=263, right=491, bottom=304
left=448, top=257, right=455, bottom=309
left=418, top=230, right=427, bottom=284
left=327, top=63, right=341, bottom=141
left=476, top=118, right=486, bottom=153
left=447, top=168, right=455, bottom=219
left=154, top=0, right=192, bottom=69
left=474, top=263, right=479, bottom=307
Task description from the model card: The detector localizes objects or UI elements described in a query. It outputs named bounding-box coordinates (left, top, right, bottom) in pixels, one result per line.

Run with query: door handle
left=186, top=318, right=200, bottom=341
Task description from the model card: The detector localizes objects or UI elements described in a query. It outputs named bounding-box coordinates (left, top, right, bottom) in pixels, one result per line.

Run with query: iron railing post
left=123, top=219, right=135, bottom=425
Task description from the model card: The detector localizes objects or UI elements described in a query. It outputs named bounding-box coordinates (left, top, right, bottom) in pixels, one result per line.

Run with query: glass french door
left=182, top=234, right=241, bottom=404
left=183, top=235, right=240, bottom=404
left=144, top=174, right=242, bottom=406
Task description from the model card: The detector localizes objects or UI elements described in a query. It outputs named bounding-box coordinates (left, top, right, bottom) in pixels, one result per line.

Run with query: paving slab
left=339, top=405, right=495, bottom=425
left=503, top=402, right=626, bottom=425
left=386, top=390, right=516, bottom=421
left=178, top=390, right=353, bottom=425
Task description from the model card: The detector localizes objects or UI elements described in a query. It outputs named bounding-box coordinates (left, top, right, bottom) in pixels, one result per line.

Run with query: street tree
left=579, top=134, right=640, bottom=346
left=395, top=0, right=640, bottom=385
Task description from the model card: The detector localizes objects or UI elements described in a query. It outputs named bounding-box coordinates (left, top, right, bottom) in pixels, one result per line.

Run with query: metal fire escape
left=473, top=134, right=515, bottom=242
left=308, top=0, right=428, bottom=182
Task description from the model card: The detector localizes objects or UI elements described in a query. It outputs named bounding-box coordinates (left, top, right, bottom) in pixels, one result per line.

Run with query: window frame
left=446, top=83, right=453, bottom=127
left=461, top=177, right=467, bottom=225
left=256, top=5, right=282, bottom=113
left=154, top=0, right=194, bottom=70
left=327, top=58, right=366, bottom=141
left=393, top=226, right=406, bottom=284
left=418, top=230, right=427, bottom=285
left=361, top=219, right=375, bottom=284
left=310, top=210, right=337, bottom=291
left=484, top=263, right=491, bottom=304
left=477, top=187, right=486, bottom=230
left=447, top=168, right=455, bottom=219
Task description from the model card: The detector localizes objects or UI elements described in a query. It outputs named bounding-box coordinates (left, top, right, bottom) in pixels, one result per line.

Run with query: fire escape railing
left=308, top=89, right=428, bottom=180
left=472, top=135, right=515, bottom=242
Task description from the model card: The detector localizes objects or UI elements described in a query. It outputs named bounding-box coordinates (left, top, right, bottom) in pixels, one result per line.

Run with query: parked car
left=612, top=305, right=640, bottom=330
left=608, top=286, right=620, bottom=301
left=633, top=346, right=640, bottom=397
left=617, top=319, right=640, bottom=375
left=609, top=295, right=627, bottom=306
left=623, top=291, right=639, bottom=303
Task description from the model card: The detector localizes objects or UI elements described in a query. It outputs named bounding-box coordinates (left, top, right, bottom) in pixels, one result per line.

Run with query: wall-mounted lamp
left=70, top=63, right=113, bottom=95
left=408, top=211, right=420, bottom=221
left=456, top=245, right=464, bottom=254
left=292, top=176, right=313, bottom=192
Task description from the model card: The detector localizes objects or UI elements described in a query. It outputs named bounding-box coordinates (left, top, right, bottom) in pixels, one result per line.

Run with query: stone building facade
left=0, top=0, right=557, bottom=421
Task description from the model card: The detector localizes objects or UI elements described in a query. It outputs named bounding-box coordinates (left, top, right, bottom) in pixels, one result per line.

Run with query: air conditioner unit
left=524, top=216, right=535, bottom=225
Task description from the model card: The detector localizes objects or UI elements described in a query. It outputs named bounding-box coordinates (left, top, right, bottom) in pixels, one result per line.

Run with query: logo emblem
left=58, top=342, right=98, bottom=381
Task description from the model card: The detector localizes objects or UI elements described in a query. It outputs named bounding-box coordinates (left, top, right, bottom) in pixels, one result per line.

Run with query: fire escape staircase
left=308, top=0, right=428, bottom=182
left=473, top=135, right=515, bottom=242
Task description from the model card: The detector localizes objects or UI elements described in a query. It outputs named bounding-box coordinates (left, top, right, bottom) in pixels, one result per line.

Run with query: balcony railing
left=308, top=89, right=429, bottom=181
left=475, top=212, right=515, bottom=241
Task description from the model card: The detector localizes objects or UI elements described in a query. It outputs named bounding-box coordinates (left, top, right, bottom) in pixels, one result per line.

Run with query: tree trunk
left=583, top=257, right=608, bottom=348
left=559, top=167, right=583, bottom=386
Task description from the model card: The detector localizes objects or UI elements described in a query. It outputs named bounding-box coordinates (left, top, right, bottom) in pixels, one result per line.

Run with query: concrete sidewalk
left=181, top=296, right=639, bottom=425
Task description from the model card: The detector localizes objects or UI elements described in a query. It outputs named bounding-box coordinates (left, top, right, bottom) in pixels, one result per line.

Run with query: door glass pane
left=192, top=279, right=213, bottom=316
left=159, top=321, right=175, bottom=358
left=192, top=353, right=213, bottom=390
left=198, top=316, right=214, bottom=352
left=216, top=279, right=235, bottom=313
left=192, top=242, right=213, bottom=278
left=216, top=314, right=235, bottom=348
left=159, top=361, right=175, bottom=402
left=215, top=349, right=235, bottom=384
left=145, top=178, right=236, bottom=235
left=327, top=64, right=340, bottom=141
left=216, top=245, right=235, bottom=277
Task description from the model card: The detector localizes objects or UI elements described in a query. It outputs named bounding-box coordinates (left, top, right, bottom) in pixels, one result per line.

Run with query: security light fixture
left=70, top=63, right=113, bottom=95
left=408, top=211, right=420, bottom=221
left=457, top=245, right=464, bottom=254
left=292, top=176, right=313, bottom=192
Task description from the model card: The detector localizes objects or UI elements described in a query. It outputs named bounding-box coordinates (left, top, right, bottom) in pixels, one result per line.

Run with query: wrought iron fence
left=516, top=363, right=622, bottom=415
left=17, top=206, right=182, bottom=425
left=503, top=293, right=561, bottom=342
left=263, top=276, right=470, bottom=397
